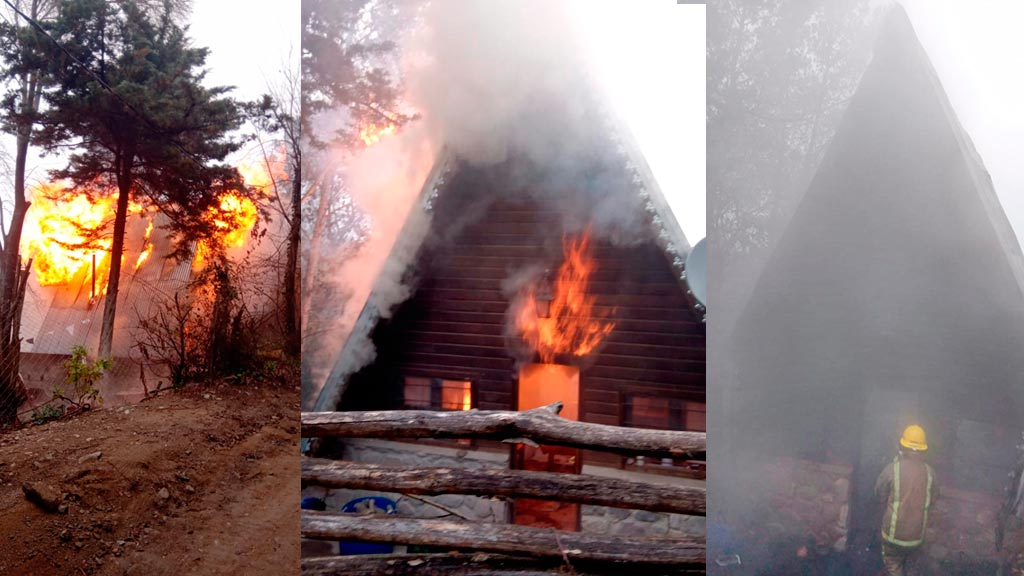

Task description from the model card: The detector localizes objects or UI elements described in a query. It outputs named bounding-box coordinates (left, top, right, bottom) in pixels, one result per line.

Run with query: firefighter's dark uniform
left=874, top=452, right=936, bottom=576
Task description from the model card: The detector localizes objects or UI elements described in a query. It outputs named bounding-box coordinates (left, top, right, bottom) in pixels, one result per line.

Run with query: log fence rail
left=301, top=402, right=707, bottom=575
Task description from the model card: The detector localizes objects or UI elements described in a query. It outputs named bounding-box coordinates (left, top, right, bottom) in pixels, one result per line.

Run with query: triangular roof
left=727, top=5, right=1024, bottom=455
left=311, top=104, right=699, bottom=412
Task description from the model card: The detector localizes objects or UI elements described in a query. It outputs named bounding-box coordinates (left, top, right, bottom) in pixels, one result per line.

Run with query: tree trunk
left=283, top=154, right=301, bottom=358
left=302, top=458, right=705, bottom=515
left=302, top=513, right=705, bottom=567
left=300, top=165, right=331, bottom=337
left=0, top=66, right=40, bottom=426
left=302, top=553, right=704, bottom=576
left=302, top=403, right=706, bottom=463
left=207, top=256, right=234, bottom=377
left=98, top=146, right=133, bottom=359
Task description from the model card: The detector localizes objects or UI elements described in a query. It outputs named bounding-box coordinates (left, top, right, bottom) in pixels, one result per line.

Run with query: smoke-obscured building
left=718, top=5, right=1024, bottom=565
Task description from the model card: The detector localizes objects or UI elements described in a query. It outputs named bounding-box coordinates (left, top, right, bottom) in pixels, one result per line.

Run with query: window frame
left=399, top=373, right=479, bottom=449
left=401, top=376, right=477, bottom=412
left=620, top=392, right=706, bottom=476
left=622, top=394, right=705, bottom=433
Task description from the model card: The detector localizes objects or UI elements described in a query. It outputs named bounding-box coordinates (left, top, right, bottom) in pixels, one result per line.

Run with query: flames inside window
left=403, top=377, right=473, bottom=411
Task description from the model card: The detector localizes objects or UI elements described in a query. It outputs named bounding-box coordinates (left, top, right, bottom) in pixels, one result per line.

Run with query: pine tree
left=301, top=0, right=417, bottom=145
left=36, top=0, right=247, bottom=358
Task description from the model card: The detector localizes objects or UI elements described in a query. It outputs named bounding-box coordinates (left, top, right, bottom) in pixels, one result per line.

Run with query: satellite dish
left=685, top=237, right=706, bottom=306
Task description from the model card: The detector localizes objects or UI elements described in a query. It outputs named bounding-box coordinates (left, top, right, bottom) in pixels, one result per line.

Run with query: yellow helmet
left=900, top=425, right=928, bottom=451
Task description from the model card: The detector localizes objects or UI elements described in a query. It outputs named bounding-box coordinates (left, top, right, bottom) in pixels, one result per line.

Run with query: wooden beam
left=301, top=513, right=705, bottom=567
left=302, top=553, right=704, bottom=576
left=302, top=458, right=706, bottom=514
left=302, top=403, right=705, bottom=461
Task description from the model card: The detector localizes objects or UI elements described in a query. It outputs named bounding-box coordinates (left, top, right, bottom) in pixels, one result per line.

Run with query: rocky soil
left=0, top=379, right=300, bottom=575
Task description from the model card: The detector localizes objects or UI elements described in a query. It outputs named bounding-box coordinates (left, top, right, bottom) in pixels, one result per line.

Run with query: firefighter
left=874, top=424, right=937, bottom=576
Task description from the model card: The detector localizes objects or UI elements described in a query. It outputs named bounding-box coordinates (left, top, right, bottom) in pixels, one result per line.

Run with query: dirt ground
left=0, top=379, right=300, bottom=575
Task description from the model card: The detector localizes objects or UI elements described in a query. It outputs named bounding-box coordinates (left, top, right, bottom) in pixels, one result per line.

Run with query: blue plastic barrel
left=338, top=496, right=397, bottom=555
left=301, top=497, right=326, bottom=511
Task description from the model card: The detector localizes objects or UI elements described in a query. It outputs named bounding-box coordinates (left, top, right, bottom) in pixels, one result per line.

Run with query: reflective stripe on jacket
left=875, top=454, right=935, bottom=547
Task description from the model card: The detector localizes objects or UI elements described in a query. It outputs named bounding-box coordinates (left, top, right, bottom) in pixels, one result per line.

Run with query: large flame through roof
left=206, top=192, right=258, bottom=249
left=191, top=157, right=282, bottom=269
left=23, top=158, right=277, bottom=289
left=359, top=123, right=397, bottom=147
left=515, top=229, right=615, bottom=363
left=23, top=182, right=150, bottom=294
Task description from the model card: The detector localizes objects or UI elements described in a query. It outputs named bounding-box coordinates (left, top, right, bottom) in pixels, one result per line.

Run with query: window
left=623, top=395, right=705, bottom=432
left=403, top=377, right=473, bottom=411
left=622, top=395, right=705, bottom=474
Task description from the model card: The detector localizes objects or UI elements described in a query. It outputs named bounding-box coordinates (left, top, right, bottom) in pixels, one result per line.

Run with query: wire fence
left=0, top=344, right=37, bottom=428
left=0, top=343, right=168, bottom=430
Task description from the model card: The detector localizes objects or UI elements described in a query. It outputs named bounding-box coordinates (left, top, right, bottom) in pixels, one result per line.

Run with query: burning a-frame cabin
left=17, top=206, right=191, bottom=410
left=309, top=103, right=706, bottom=535
left=14, top=175, right=260, bottom=417
left=720, top=5, right=1024, bottom=565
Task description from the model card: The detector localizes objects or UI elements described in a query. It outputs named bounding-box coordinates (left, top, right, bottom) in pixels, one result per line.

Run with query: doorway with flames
left=507, top=231, right=613, bottom=531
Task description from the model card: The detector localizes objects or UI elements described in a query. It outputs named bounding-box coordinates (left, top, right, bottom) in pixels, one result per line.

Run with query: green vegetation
left=52, top=345, right=110, bottom=409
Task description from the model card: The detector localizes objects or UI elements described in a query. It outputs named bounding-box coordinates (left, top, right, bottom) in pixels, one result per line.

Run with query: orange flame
left=191, top=192, right=258, bottom=271
left=134, top=219, right=155, bottom=271
left=190, top=160, right=272, bottom=270
left=24, top=165, right=266, bottom=287
left=23, top=182, right=150, bottom=294
left=439, top=380, right=473, bottom=411
left=236, top=154, right=287, bottom=194
left=209, top=192, right=258, bottom=249
left=515, top=230, right=615, bottom=362
left=359, top=123, right=397, bottom=147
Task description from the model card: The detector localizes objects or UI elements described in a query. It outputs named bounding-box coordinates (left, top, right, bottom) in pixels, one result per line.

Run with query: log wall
left=343, top=167, right=705, bottom=468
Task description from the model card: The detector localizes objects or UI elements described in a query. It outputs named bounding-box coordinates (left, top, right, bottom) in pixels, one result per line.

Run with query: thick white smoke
left=308, top=0, right=651, bottom=408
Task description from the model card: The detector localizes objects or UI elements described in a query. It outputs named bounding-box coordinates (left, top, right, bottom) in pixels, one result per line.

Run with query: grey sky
left=899, top=1, right=1024, bottom=248
left=570, top=1, right=705, bottom=243
left=190, top=0, right=299, bottom=104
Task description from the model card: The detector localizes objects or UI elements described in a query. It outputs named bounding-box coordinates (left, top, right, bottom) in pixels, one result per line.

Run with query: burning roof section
left=18, top=166, right=264, bottom=359
left=20, top=209, right=193, bottom=359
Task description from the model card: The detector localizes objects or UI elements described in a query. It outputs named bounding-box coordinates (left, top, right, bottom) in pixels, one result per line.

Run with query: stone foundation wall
left=722, top=456, right=852, bottom=554
left=581, top=505, right=705, bottom=538
left=19, top=353, right=161, bottom=416
left=302, top=439, right=510, bottom=524
left=300, top=440, right=511, bottom=557
left=729, top=455, right=1011, bottom=563
left=758, top=457, right=852, bottom=551
left=926, top=487, right=1000, bottom=561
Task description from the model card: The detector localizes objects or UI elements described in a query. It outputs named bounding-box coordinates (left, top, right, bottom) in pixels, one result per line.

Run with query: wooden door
left=512, top=363, right=581, bottom=531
